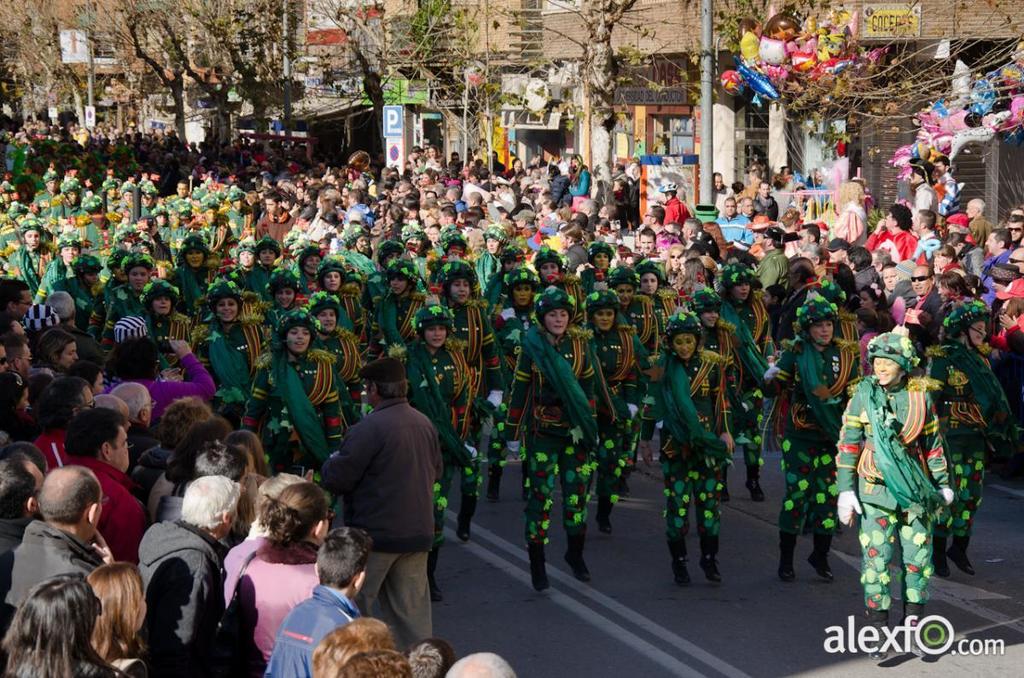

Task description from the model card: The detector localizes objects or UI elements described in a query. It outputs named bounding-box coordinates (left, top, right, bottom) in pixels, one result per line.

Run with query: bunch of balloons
left=720, top=10, right=884, bottom=105
left=892, top=45, right=1024, bottom=175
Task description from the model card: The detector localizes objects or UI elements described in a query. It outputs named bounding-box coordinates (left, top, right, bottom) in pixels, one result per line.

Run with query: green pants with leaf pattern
left=524, top=432, right=593, bottom=545
left=778, top=437, right=838, bottom=536
left=859, top=503, right=934, bottom=612
left=933, top=446, right=985, bottom=539
left=660, top=444, right=723, bottom=541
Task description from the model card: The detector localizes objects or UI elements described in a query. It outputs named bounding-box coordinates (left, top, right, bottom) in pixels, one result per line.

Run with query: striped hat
left=23, top=304, right=60, bottom=332
left=114, top=316, right=149, bottom=344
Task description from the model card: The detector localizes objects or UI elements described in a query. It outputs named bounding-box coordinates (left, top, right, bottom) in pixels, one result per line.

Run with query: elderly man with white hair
left=47, top=290, right=104, bottom=364
left=111, top=382, right=160, bottom=470
left=138, top=475, right=240, bottom=677
left=446, top=652, right=517, bottom=678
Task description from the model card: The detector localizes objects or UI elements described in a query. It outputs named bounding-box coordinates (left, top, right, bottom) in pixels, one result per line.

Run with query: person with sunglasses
left=927, top=300, right=1018, bottom=578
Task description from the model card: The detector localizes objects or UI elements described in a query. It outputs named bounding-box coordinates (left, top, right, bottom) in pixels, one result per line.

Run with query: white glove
left=487, top=390, right=504, bottom=409
left=940, top=487, right=955, bottom=506
left=655, top=420, right=664, bottom=431
left=506, top=440, right=521, bottom=454
left=627, top=404, right=639, bottom=419
left=500, top=307, right=516, bottom=321
left=837, top=490, right=863, bottom=526
left=464, top=443, right=478, bottom=460
left=763, top=365, right=781, bottom=382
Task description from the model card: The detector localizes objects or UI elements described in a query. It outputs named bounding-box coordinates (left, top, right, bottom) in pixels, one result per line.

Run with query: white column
left=713, top=102, right=735, bottom=183
left=768, top=103, right=787, bottom=173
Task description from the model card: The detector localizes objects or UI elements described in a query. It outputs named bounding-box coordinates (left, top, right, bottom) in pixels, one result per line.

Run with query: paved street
left=433, top=448, right=1024, bottom=677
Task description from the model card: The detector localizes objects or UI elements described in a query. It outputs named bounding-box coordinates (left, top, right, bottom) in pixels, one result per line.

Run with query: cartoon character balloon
left=720, top=70, right=744, bottom=94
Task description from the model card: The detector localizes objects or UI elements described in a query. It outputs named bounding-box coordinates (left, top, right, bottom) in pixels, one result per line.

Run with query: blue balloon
left=970, top=78, right=995, bottom=117
left=931, top=100, right=949, bottom=118
left=736, top=61, right=779, bottom=101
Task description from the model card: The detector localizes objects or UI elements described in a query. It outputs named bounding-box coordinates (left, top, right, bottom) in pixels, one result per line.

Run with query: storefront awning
left=501, top=109, right=562, bottom=131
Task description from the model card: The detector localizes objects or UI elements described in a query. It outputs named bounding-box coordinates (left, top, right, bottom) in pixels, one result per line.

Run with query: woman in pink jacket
left=234, top=481, right=332, bottom=676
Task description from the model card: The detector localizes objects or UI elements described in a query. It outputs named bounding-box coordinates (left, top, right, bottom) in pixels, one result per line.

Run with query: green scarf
left=475, top=252, right=501, bottom=290
left=176, top=266, right=207, bottom=313
left=660, top=352, right=730, bottom=468
left=720, top=300, right=769, bottom=384
left=339, top=250, right=377, bottom=277
left=858, top=377, right=943, bottom=518
left=209, top=323, right=251, bottom=405
left=945, top=341, right=1019, bottom=452
left=522, top=326, right=598, bottom=448
left=793, top=338, right=843, bottom=440
left=377, top=291, right=405, bottom=349
left=271, top=351, right=332, bottom=463
left=406, top=342, right=471, bottom=465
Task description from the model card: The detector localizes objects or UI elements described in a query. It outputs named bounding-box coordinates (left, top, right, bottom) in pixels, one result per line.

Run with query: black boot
left=720, top=466, right=730, bottom=502
left=486, top=465, right=502, bottom=502
left=564, top=533, right=591, bottom=582
left=807, top=533, right=833, bottom=581
left=745, top=464, right=765, bottom=502
left=698, top=535, right=721, bottom=582
left=596, top=496, right=613, bottom=534
left=616, top=474, right=631, bottom=498
left=932, top=536, right=950, bottom=577
left=427, top=547, right=443, bottom=602
left=778, top=531, right=796, bottom=581
left=865, top=609, right=889, bottom=659
left=456, top=496, right=477, bottom=542
left=528, top=542, right=549, bottom=591
left=947, top=535, right=975, bottom=575
left=902, top=602, right=927, bottom=656
left=667, top=539, right=690, bottom=585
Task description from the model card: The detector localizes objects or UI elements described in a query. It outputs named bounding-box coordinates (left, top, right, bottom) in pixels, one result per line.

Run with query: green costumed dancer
left=248, top=236, right=282, bottom=301
left=52, top=254, right=102, bottom=333
left=361, top=239, right=405, bottom=321
left=8, top=217, right=49, bottom=300
left=193, top=279, right=265, bottom=423
left=817, top=278, right=859, bottom=343
left=141, top=279, right=191, bottom=369
left=837, top=332, right=953, bottom=659
left=295, top=244, right=323, bottom=296
left=37, top=233, right=81, bottom=303
left=265, top=268, right=302, bottom=335
left=404, top=304, right=476, bottom=602
left=242, top=309, right=343, bottom=474
left=636, top=258, right=679, bottom=338
left=89, top=249, right=130, bottom=340
left=532, top=245, right=584, bottom=323
left=482, top=245, right=524, bottom=314
left=765, top=295, right=860, bottom=582
left=487, top=265, right=539, bottom=501
left=308, top=291, right=361, bottom=426
left=437, top=259, right=505, bottom=541
left=579, top=240, right=614, bottom=295
left=640, top=311, right=733, bottom=585
left=507, top=287, right=602, bottom=590
left=374, top=258, right=425, bottom=356
left=717, top=262, right=772, bottom=501
left=316, top=255, right=366, bottom=349
left=928, top=300, right=1018, bottom=577
left=475, top=224, right=507, bottom=293
left=102, top=253, right=154, bottom=346
left=585, top=289, right=644, bottom=533
left=169, top=233, right=214, bottom=318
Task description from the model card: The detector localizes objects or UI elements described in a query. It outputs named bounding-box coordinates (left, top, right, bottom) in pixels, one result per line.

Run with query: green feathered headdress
left=635, top=258, right=667, bottom=284
left=142, top=279, right=180, bottom=306
left=72, top=254, right=103, bottom=276
left=587, top=240, right=614, bottom=263
left=690, top=287, right=722, bottom=313
left=534, top=286, right=574, bottom=319
left=585, top=290, right=619, bottom=315
left=867, top=332, right=919, bottom=373
left=414, top=303, right=454, bottom=333
left=307, top=291, right=342, bottom=318
left=608, top=265, right=639, bottom=289
left=796, top=294, right=838, bottom=333
left=943, top=299, right=990, bottom=338
left=665, top=311, right=702, bottom=338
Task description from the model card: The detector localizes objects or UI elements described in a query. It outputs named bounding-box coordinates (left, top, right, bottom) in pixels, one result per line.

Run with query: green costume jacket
left=446, top=299, right=505, bottom=396
left=406, top=340, right=472, bottom=462
left=590, top=325, right=643, bottom=420
left=771, top=340, right=861, bottom=442
left=507, top=327, right=597, bottom=441
left=10, top=247, right=47, bottom=300
left=102, top=286, right=146, bottom=346
left=37, top=258, right=74, bottom=302
left=51, top=276, right=99, bottom=332
left=194, top=320, right=265, bottom=409
left=493, top=305, right=535, bottom=385
left=169, top=265, right=213, bottom=317
left=837, top=377, right=949, bottom=510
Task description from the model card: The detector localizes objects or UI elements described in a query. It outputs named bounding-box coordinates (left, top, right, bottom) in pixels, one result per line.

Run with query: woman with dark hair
left=67, top=360, right=106, bottom=397
left=87, top=563, right=148, bottom=677
left=110, top=337, right=215, bottom=421
left=146, top=415, right=232, bottom=521
left=32, top=375, right=92, bottom=469
left=2, top=573, right=119, bottom=677
left=132, top=397, right=212, bottom=510
left=0, top=372, right=39, bottom=442
left=235, top=481, right=331, bottom=675
left=33, top=327, right=78, bottom=373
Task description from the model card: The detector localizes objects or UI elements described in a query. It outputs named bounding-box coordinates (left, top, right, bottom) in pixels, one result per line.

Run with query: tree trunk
left=584, top=20, right=618, bottom=205
left=72, top=88, right=85, bottom=128
left=363, top=70, right=385, bottom=146
left=172, top=82, right=187, bottom=142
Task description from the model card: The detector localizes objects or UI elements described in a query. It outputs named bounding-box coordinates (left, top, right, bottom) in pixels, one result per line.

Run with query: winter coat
left=263, top=585, right=360, bottom=678
left=138, top=520, right=227, bottom=678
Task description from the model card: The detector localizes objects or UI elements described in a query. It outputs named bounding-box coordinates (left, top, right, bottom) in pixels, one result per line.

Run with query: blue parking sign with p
left=383, top=106, right=404, bottom=138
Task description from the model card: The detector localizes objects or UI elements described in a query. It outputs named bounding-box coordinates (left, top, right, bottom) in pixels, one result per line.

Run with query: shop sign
left=862, top=4, right=922, bottom=39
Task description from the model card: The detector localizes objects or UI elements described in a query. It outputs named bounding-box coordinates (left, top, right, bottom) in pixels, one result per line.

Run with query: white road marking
left=447, top=520, right=752, bottom=678
left=830, top=551, right=1024, bottom=636
left=989, top=484, right=1024, bottom=499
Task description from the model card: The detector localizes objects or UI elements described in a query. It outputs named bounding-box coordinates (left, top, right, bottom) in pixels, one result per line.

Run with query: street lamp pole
left=283, top=0, right=292, bottom=135
left=699, top=0, right=714, bottom=205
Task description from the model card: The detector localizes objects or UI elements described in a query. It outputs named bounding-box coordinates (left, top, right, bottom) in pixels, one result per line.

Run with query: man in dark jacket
left=265, top=527, right=372, bottom=678
left=0, top=456, right=43, bottom=554
left=138, top=475, right=239, bottom=678
left=1, top=466, right=109, bottom=630
left=322, top=357, right=442, bottom=650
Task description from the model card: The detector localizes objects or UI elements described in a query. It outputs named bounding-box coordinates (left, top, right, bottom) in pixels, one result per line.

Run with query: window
left=650, top=115, right=694, bottom=156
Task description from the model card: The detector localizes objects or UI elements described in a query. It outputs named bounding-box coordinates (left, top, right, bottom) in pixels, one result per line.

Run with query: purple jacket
left=118, top=353, right=216, bottom=421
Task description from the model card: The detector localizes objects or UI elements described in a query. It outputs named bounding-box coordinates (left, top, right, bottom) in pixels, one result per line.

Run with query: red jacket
left=34, top=428, right=67, bottom=471
left=67, top=456, right=147, bottom=564
left=664, top=196, right=691, bottom=227
left=865, top=228, right=918, bottom=262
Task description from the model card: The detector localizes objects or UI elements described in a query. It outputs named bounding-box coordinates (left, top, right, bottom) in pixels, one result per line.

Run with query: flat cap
left=359, top=357, right=407, bottom=383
